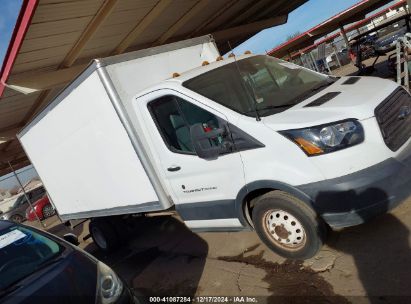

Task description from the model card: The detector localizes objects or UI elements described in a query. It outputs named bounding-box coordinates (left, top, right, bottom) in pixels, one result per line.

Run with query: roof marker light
left=228, top=53, right=235, bottom=58
left=172, top=72, right=180, bottom=78
left=202, top=61, right=209, bottom=66
left=216, top=56, right=224, bottom=61
left=244, top=50, right=252, bottom=54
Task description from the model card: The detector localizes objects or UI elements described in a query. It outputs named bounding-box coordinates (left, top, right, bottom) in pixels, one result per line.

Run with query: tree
left=286, top=31, right=301, bottom=41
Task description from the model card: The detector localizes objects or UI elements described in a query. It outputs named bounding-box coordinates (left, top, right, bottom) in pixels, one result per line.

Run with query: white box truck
left=18, top=35, right=411, bottom=259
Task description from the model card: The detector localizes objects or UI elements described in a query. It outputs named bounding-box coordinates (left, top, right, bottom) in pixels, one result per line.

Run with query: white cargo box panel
left=103, top=35, right=220, bottom=113
left=18, top=35, right=220, bottom=221
left=18, top=71, right=160, bottom=220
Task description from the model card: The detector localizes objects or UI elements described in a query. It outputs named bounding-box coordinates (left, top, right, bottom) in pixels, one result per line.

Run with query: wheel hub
left=265, top=209, right=306, bottom=248
left=274, top=225, right=289, bottom=239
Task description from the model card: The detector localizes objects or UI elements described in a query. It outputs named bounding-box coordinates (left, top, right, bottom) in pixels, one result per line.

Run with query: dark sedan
left=0, top=220, right=135, bottom=304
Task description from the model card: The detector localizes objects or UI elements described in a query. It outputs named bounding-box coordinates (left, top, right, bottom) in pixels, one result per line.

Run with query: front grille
left=375, top=88, right=411, bottom=151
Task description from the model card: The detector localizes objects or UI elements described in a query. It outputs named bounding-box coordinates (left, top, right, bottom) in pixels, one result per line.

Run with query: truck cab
left=134, top=54, right=411, bottom=259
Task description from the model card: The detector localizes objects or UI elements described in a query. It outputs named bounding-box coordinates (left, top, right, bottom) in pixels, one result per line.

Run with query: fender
left=235, top=180, right=315, bottom=227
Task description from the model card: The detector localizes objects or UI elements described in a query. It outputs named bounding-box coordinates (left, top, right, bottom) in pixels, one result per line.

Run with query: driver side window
left=148, top=95, right=224, bottom=154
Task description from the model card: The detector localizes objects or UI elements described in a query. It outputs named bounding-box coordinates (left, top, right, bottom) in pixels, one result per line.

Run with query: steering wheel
left=0, top=256, right=36, bottom=272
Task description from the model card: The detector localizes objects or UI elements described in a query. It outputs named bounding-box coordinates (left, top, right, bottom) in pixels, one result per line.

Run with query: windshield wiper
left=34, top=254, right=64, bottom=271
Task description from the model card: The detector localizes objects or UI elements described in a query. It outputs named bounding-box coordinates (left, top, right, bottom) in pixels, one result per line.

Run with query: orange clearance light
left=172, top=72, right=180, bottom=78
left=228, top=53, right=235, bottom=58
left=202, top=61, right=209, bottom=66
left=216, top=56, right=224, bottom=61
left=244, top=50, right=252, bottom=54
left=294, top=138, right=324, bottom=155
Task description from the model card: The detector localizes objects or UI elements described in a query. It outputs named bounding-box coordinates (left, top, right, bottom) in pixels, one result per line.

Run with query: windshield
left=183, top=55, right=331, bottom=117
left=0, top=225, right=63, bottom=293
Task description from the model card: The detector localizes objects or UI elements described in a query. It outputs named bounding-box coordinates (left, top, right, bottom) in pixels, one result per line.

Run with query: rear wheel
left=252, top=191, right=326, bottom=259
left=10, top=214, right=24, bottom=223
left=89, top=218, right=120, bottom=252
left=42, top=204, right=55, bottom=218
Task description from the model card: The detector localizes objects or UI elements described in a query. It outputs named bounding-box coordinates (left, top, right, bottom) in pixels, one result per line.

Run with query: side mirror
left=190, top=123, right=226, bottom=159
left=63, top=233, right=80, bottom=246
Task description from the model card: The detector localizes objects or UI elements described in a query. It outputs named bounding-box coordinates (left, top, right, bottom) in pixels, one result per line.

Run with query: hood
left=262, top=76, right=399, bottom=131
left=2, top=250, right=97, bottom=304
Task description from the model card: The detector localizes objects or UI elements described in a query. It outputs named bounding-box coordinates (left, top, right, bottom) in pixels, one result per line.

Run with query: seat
left=169, top=114, right=193, bottom=152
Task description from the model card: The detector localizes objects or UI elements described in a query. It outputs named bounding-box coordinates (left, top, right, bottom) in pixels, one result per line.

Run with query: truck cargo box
left=18, top=35, right=220, bottom=221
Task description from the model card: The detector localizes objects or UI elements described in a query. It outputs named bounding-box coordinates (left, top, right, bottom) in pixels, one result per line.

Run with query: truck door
left=136, top=91, right=247, bottom=230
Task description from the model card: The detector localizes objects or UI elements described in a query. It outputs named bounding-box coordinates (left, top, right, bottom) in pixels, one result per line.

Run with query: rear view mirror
left=63, top=233, right=80, bottom=246
left=190, top=123, right=225, bottom=159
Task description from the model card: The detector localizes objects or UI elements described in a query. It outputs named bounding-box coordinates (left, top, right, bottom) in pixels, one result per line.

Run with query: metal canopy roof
left=268, top=0, right=398, bottom=58
left=0, top=0, right=307, bottom=176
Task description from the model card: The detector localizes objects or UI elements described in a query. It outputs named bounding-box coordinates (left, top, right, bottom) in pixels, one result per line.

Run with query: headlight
left=96, top=262, right=123, bottom=304
left=279, top=119, right=364, bottom=156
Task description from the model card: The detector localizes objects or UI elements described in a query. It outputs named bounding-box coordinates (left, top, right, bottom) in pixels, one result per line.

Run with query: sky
left=0, top=0, right=22, bottom=68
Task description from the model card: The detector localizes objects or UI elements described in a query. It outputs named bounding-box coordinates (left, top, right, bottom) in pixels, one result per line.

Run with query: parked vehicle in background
left=0, top=186, right=46, bottom=223
left=0, top=197, right=19, bottom=214
left=374, top=27, right=407, bottom=54
left=0, top=220, right=135, bottom=304
left=18, top=35, right=411, bottom=259
left=25, top=195, right=55, bottom=221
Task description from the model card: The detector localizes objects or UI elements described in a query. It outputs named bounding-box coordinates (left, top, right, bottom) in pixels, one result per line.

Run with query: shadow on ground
left=83, top=216, right=208, bottom=297
left=347, top=53, right=394, bottom=78
left=327, top=213, right=411, bottom=303
left=323, top=187, right=411, bottom=303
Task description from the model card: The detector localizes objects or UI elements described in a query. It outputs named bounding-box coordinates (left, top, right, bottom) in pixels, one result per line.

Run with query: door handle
left=167, top=166, right=181, bottom=172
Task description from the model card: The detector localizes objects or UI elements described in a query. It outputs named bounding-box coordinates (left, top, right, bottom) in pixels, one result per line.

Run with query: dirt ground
left=29, top=195, right=411, bottom=303
left=331, top=51, right=396, bottom=80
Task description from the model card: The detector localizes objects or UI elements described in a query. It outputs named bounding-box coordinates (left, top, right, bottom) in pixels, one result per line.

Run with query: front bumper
left=297, top=151, right=411, bottom=228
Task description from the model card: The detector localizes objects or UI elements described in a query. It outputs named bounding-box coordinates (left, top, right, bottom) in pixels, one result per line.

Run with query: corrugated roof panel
left=24, top=16, right=92, bottom=40
left=114, top=0, right=156, bottom=12
left=32, top=0, right=103, bottom=24
left=127, top=0, right=200, bottom=47
left=12, top=56, right=62, bottom=74
left=13, top=44, right=72, bottom=65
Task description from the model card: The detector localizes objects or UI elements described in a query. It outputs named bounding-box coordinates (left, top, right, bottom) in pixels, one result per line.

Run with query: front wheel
left=252, top=191, right=326, bottom=259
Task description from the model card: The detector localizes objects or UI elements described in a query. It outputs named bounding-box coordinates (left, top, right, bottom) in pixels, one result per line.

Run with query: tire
left=42, top=204, right=55, bottom=219
left=10, top=214, right=24, bottom=223
left=89, top=218, right=120, bottom=252
left=252, top=191, right=326, bottom=260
